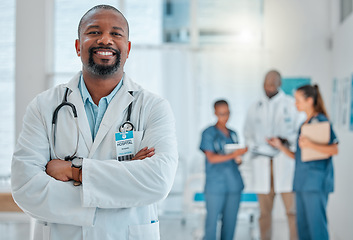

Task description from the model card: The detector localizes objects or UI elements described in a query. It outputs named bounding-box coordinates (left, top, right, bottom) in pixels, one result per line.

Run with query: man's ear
left=126, top=41, right=132, bottom=59
left=75, top=39, right=81, bottom=57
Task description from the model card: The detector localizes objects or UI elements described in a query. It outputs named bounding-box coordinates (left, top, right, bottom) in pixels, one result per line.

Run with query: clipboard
left=224, top=144, right=246, bottom=154
left=301, top=121, right=330, bottom=162
left=250, top=144, right=279, bottom=157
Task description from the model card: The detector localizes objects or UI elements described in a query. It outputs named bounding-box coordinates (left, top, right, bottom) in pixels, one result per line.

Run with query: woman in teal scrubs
left=268, top=85, right=338, bottom=240
left=200, top=100, right=248, bottom=240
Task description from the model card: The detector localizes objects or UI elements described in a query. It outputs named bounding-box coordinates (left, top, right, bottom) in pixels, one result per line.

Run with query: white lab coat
left=11, top=72, right=178, bottom=240
left=243, top=90, right=303, bottom=194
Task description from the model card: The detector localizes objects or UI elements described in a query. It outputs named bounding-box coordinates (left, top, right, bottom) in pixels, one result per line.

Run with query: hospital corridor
left=1, top=0, right=353, bottom=239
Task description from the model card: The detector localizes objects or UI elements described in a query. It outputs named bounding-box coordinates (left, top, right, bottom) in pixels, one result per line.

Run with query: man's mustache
left=89, top=46, right=119, bottom=55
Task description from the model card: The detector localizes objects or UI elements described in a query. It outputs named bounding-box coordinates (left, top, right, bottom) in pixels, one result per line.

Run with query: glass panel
left=0, top=0, right=15, bottom=177
left=53, top=0, right=118, bottom=86
left=163, top=0, right=264, bottom=45
left=53, top=1, right=164, bottom=85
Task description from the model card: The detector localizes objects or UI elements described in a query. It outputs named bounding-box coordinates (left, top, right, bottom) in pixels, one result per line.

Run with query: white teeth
left=97, top=51, right=113, bottom=56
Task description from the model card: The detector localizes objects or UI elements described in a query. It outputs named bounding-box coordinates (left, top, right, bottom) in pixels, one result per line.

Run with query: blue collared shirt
left=78, top=75, right=123, bottom=140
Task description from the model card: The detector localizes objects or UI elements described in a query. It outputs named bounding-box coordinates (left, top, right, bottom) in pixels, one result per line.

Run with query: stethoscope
left=118, top=91, right=135, bottom=132
left=51, top=87, right=135, bottom=161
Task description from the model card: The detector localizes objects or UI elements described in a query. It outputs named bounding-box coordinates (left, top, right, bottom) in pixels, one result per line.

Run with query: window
left=53, top=0, right=164, bottom=93
left=166, top=0, right=173, bottom=16
left=53, top=0, right=118, bottom=86
left=0, top=0, right=15, bottom=177
left=163, top=0, right=263, bottom=45
left=53, top=0, right=163, bottom=86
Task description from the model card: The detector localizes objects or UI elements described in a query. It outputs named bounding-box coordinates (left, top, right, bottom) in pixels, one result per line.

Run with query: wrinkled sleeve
left=11, top=98, right=96, bottom=226
left=82, top=99, right=178, bottom=208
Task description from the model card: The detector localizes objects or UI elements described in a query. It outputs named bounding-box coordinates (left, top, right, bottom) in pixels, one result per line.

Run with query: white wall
left=327, top=7, right=353, bottom=240
left=264, top=0, right=332, bottom=85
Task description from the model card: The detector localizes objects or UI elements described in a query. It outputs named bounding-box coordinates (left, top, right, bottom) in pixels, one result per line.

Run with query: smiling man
left=77, top=7, right=129, bottom=79
left=11, top=5, right=178, bottom=240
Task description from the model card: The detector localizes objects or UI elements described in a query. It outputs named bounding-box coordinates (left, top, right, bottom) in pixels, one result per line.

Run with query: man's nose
left=97, top=32, right=113, bottom=45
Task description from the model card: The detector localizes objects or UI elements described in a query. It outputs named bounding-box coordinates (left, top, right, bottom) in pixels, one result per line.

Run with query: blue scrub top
left=293, top=113, right=338, bottom=193
left=200, top=126, right=244, bottom=194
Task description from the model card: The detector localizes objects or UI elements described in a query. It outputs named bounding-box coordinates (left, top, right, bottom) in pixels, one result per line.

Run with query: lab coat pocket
left=128, top=222, right=160, bottom=240
left=133, top=130, right=144, bottom=154
left=34, top=221, right=51, bottom=240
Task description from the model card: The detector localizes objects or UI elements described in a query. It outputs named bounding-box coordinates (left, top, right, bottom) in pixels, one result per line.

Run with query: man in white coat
left=11, top=5, right=178, bottom=240
left=244, top=70, right=302, bottom=240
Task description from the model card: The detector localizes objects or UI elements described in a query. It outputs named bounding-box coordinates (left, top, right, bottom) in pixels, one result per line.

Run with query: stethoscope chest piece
left=119, top=121, right=134, bottom=132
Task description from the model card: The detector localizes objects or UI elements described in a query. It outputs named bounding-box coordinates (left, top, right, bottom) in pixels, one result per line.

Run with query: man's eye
left=112, top=32, right=122, bottom=36
left=88, top=31, right=100, bottom=35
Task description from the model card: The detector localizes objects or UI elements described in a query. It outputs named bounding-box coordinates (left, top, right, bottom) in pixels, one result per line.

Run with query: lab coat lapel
left=66, top=73, right=93, bottom=151
left=88, top=83, right=134, bottom=158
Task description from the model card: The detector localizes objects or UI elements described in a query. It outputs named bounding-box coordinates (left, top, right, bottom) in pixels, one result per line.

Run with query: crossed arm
left=46, top=147, right=155, bottom=182
left=12, top=96, right=177, bottom=226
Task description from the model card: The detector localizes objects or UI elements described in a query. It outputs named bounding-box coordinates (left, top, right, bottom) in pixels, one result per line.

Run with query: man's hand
left=46, top=159, right=72, bottom=181
left=46, top=147, right=155, bottom=181
left=131, top=147, right=155, bottom=160
left=267, top=137, right=283, bottom=149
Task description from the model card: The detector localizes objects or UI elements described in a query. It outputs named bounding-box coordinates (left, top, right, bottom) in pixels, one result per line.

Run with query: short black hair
left=77, top=4, right=129, bottom=39
left=267, top=69, right=281, bottom=79
left=265, top=69, right=282, bottom=87
left=214, top=99, right=228, bottom=109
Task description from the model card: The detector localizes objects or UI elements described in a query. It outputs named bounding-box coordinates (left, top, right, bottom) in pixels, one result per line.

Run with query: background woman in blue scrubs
left=267, top=84, right=338, bottom=240
left=200, top=100, right=248, bottom=240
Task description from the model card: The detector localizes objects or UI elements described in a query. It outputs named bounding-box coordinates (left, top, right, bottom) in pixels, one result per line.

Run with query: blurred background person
left=243, top=70, right=302, bottom=240
left=268, top=84, right=338, bottom=240
left=200, top=100, right=248, bottom=240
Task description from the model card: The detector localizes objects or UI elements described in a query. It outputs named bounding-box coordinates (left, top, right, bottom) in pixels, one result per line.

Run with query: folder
left=301, top=121, right=330, bottom=162
left=224, top=143, right=246, bottom=154
left=250, top=144, right=279, bottom=157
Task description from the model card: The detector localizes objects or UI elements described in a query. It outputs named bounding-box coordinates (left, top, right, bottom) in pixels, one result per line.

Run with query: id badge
left=115, top=131, right=134, bottom=161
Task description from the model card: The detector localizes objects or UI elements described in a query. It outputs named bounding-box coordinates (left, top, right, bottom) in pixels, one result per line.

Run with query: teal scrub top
left=200, top=126, right=244, bottom=194
left=293, top=113, right=338, bottom=193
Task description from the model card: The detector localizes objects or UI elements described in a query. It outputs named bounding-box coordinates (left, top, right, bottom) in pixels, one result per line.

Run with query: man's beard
left=87, top=47, right=121, bottom=76
left=266, top=90, right=279, bottom=99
